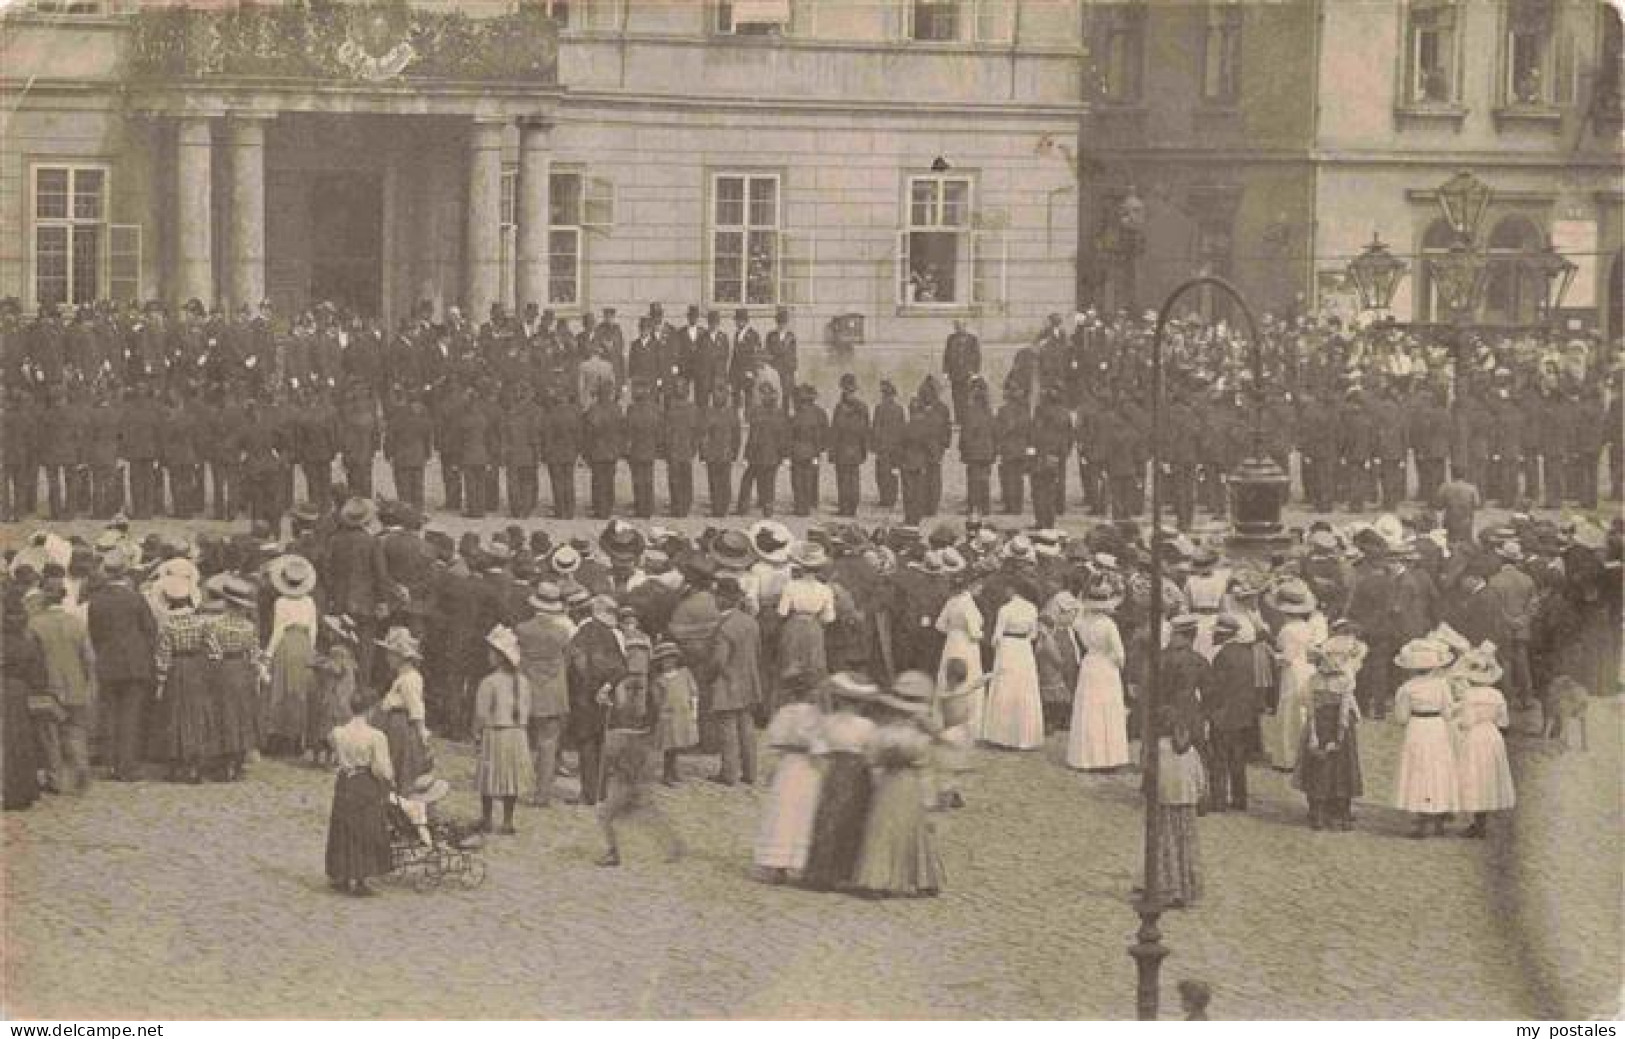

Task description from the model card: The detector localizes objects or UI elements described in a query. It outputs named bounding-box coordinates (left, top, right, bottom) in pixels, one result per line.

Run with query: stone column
left=463, top=117, right=506, bottom=322
left=173, top=116, right=215, bottom=308
left=515, top=117, right=552, bottom=313
left=225, top=114, right=270, bottom=312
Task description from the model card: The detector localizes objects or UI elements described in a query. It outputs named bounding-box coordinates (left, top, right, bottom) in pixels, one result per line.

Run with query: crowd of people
left=3, top=482, right=1618, bottom=899
left=3, top=297, right=1621, bottom=530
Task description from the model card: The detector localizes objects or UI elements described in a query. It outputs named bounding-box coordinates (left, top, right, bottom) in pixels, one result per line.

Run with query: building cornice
left=557, top=88, right=1088, bottom=119
left=562, top=28, right=1086, bottom=60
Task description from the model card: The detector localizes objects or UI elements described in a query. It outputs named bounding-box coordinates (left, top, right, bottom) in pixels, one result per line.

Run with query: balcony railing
left=127, top=1, right=559, bottom=84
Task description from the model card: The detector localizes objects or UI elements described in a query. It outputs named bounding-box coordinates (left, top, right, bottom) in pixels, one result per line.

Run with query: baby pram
left=383, top=777, right=487, bottom=892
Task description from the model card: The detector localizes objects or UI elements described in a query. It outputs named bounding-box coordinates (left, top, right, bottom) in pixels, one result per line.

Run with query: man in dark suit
left=959, top=378, right=995, bottom=516
left=787, top=384, right=828, bottom=516
left=943, top=319, right=981, bottom=425
left=120, top=383, right=164, bottom=520
left=728, top=309, right=761, bottom=408
left=623, top=379, right=662, bottom=518
left=663, top=377, right=699, bottom=518
left=294, top=387, right=338, bottom=514
left=583, top=383, right=624, bottom=520
left=828, top=374, right=869, bottom=517
left=1204, top=615, right=1260, bottom=812
left=673, top=305, right=708, bottom=396
left=765, top=307, right=797, bottom=412
left=384, top=388, right=433, bottom=513
left=86, top=549, right=155, bottom=781
left=538, top=387, right=580, bottom=520
left=871, top=379, right=905, bottom=509
left=497, top=383, right=541, bottom=518
left=736, top=382, right=787, bottom=516
left=700, top=386, right=739, bottom=518
left=567, top=594, right=627, bottom=805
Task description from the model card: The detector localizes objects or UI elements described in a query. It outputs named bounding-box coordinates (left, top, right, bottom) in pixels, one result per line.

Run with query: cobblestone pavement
left=4, top=693, right=1619, bottom=1020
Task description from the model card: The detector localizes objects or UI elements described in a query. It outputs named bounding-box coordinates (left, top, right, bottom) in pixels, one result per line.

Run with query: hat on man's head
left=529, top=581, right=565, bottom=613
left=749, top=520, right=793, bottom=565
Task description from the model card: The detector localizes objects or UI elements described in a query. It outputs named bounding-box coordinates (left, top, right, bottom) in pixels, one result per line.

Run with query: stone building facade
left=1, top=0, right=1087, bottom=368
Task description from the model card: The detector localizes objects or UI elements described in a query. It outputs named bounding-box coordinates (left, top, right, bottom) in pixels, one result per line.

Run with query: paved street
left=4, top=691, right=1619, bottom=1020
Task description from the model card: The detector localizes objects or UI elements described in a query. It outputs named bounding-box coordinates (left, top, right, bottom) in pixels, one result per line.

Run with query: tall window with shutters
left=32, top=164, right=117, bottom=308
left=710, top=173, right=780, bottom=307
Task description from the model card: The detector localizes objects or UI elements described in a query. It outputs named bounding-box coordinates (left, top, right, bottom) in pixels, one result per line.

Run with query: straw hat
left=789, top=541, right=829, bottom=571
left=876, top=670, right=934, bottom=715
left=485, top=625, right=521, bottom=668
left=599, top=520, right=646, bottom=564
left=218, top=574, right=258, bottom=610
left=749, top=520, right=793, bottom=564
left=403, top=773, right=450, bottom=805
left=708, top=529, right=755, bottom=572
left=529, top=581, right=565, bottom=613
left=548, top=545, right=582, bottom=576
left=268, top=554, right=317, bottom=598
left=1394, top=637, right=1454, bottom=672
left=1265, top=578, right=1317, bottom=616
left=827, top=671, right=880, bottom=705
left=1004, top=535, right=1035, bottom=563
left=1453, top=642, right=1504, bottom=686
left=339, top=497, right=376, bottom=528
left=375, top=626, right=423, bottom=662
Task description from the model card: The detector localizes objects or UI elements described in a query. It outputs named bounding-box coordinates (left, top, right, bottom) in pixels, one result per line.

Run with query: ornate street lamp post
left=1347, top=232, right=1409, bottom=313
left=1435, top=170, right=1493, bottom=242
left=1522, top=241, right=1577, bottom=323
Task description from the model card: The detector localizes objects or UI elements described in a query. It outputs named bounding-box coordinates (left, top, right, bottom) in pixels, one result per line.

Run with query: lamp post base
left=1129, top=897, right=1169, bottom=1020
left=1226, top=455, right=1293, bottom=552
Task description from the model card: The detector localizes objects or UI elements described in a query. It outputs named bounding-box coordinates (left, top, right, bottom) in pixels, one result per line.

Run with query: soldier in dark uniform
left=1566, top=382, right=1604, bottom=509
left=626, top=316, right=661, bottom=390
left=1608, top=369, right=1623, bottom=502
left=994, top=384, right=1031, bottom=515
left=583, top=382, right=625, bottom=520
left=238, top=399, right=283, bottom=529
left=593, top=307, right=626, bottom=390
left=1451, top=386, right=1490, bottom=494
left=1536, top=382, right=1567, bottom=508
left=899, top=396, right=933, bottom=526
left=337, top=383, right=379, bottom=500
left=871, top=379, right=905, bottom=510
left=737, top=382, right=787, bottom=516
left=1075, top=384, right=1108, bottom=515
left=1296, top=387, right=1334, bottom=512
left=294, top=387, right=338, bottom=514
left=943, top=319, right=981, bottom=425
left=672, top=306, right=706, bottom=397
left=1484, top=370, right=1522, bottom=507
left=267, top=387, right=301, bottom=518
left=456, top=384, right=496, bottom=519
left=788, top=384, right=828, bottom=516
left=700, top=385, right=739, bottom=518
left=29, top=304, right=66, bottom=388
left=766, top=307, right=798, bottom=413
left=624, top=379, right=663, bottom=518
left=1334, top=386, right=1373, bottom=512
left=1162, top=388, right=1200, bottom=531
left=1369, top=380, right=1410, bottom=510
left=434, top=380, right=466, bottom=513
left=497, top=383, right=541, bottom=518
left=160, top=388, right=204, bottom=519
left=384, top=387, right=433, bottom=513
left=916, top=378, right=952, bottom=517
left=959, top=378, right=995, bottom=517
left=1409, top=384, right=1451, bottom=505
left=538, top=387, right=581, bottom=520
left=1518, top=380, right=1546, bottom=506
left=204, top=387, right=246, bottom=521
left=1032, top=383, right=1073, bottom=522
left=728, top=309, right=761, bottom=409
left=85, top=389, right=122, bottom=519
left=41, top=387, right=81, bottom=520
left=121, top=383, right=163, bottom=520
left=2, top=384, right=39, bottom=520
left=1099, top=402, right=1142, bottom=519
left=828, top=373, right=869, bottom=517
left=663, top=376, right=699, bottom=518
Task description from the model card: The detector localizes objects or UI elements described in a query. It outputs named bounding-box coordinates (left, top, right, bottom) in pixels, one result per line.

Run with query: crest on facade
left=336, top=3, right=417, bottom=81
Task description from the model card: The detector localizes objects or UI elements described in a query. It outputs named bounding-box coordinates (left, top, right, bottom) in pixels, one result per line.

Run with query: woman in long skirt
left=980, top=584, right=1044, bottom=750
left=1148, top=698, right=1204, bottom=908
left=801, top=681, right=879, bottom=891
left=473, top=626, right=533, bottom=835
left=1452, top=644, right=1514, bottom=838
left=1293, top=648, right=1364, bottom=830
left=325, top=691, right=395, bottom=896
left=1066, top=579, right=1131, bottom=770
left=853, top=674, right=946, bottom=897
left=374, top=627, right=431, bottom=795
left=154, top=572, right=221, bottom=784
left=1265, top=579, right=1321, bottom=771
left=207, top=577, right=264, bottom=781
left=1392, top=637, right=1461, bottom=838
left=755, top=702, right=825, bottom=882
left=935, top=571, right=985, bottom=731
left=263, top=555, right=318, bottom=756
left=778, top=543, right=836, bottom=690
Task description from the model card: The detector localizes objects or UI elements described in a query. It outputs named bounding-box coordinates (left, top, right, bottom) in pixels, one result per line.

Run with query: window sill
left=1192, top=104, right=1242, bottom=125
left=0, top=11, right=127, bottom=28
left=1394, top=103, right=1469, bottom=126
left=897, top=303, right=984, bottom=317
left=1492, top=103, right=1565, bottom=129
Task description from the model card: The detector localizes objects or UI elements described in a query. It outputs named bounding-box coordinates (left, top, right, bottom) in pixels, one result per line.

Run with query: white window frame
left=23, top=0, right=112, bottom=15
left=1405, top=0, right=1462, bottom=105
left=1200, top=3, right=1243, bottom=105
left=898, top=173, right=980, bottom=308
left=903, top=0, right=1014, bottom=44
left=715, top=0, right=790, bottom=36
left=549, top=169, right=587, bottom=310
left=31, top=162, right=111, bottom=310
left=709, top=171, right=781, bottom=308
left=499, top=165, right=518, bottom=314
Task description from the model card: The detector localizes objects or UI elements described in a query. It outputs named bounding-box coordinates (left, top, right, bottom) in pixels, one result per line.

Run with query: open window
left=1405, top=0, right=1461, bottom=105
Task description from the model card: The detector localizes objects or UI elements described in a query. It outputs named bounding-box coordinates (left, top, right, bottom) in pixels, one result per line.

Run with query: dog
left=1540, top=675, right=1590, bottom=750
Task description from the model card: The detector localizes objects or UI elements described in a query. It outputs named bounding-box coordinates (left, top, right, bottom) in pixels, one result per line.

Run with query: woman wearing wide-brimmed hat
left=852, top=672, right=945, bottom=898
left=1449, top=642, right=1514, bottom=837
left=374, top=626, right=431, bottom=795
left=801, top=674, right=880, bottom=892
left=1392, top=636, right=1461, bottom=837
left=473, top=625, right=533, bottom=835
left=1066, top=575, right=1130, bottom=771
left=152, top=569, right=221, bottom=783
left=1264, top=578, right=1322, bottom=772
left=263, top=554, right=318, bottom=757
left=979, top=577, right=1044, bottom=751
left=1292, top=640, right=1365, bottom=831
left=775, top=541, right=835, bottom=711
left=207, top=575, right=263, bottom=782
left=754, top=701, right=826, bottom=882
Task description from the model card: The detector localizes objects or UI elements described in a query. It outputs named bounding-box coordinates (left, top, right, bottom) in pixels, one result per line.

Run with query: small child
left=754, top=702, right=825, bottom=883
left=619, top=607, right=652, bottom=680
left=650, top=641, right=700, bottom=786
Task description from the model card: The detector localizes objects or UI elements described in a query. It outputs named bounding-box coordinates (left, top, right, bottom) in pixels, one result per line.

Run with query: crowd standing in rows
left=3, top=298, right=1621, bottom=529
left=4, top=486, right=1617, bottom=898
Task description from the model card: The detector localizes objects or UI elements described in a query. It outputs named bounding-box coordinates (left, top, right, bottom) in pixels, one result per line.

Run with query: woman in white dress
left=980, top=581, right=1044, bottom=750
left=1066, top=578, right=1130, bottom=770
left=264, top=554, right=318, bottom=757
left=1450, top=642, right=1514, bottom=838
left=1264, top=578, right=1321, bottom=771
left=934, top=564, right=985, bottom=735
left=1392, top=637, right=1461, bottom=838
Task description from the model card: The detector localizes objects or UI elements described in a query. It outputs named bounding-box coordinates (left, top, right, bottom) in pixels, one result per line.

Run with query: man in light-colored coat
left=28, top=577, right=98, bottom=792
left=517, top=582, right=576, bottom=806
left=708, top=577, right=761, bottom=786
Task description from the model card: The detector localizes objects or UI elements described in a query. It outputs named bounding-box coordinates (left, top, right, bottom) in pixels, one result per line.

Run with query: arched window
left=1483, top=214, right=1544, bottom=325
left=1416, top=219, right=1456, bottom=323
